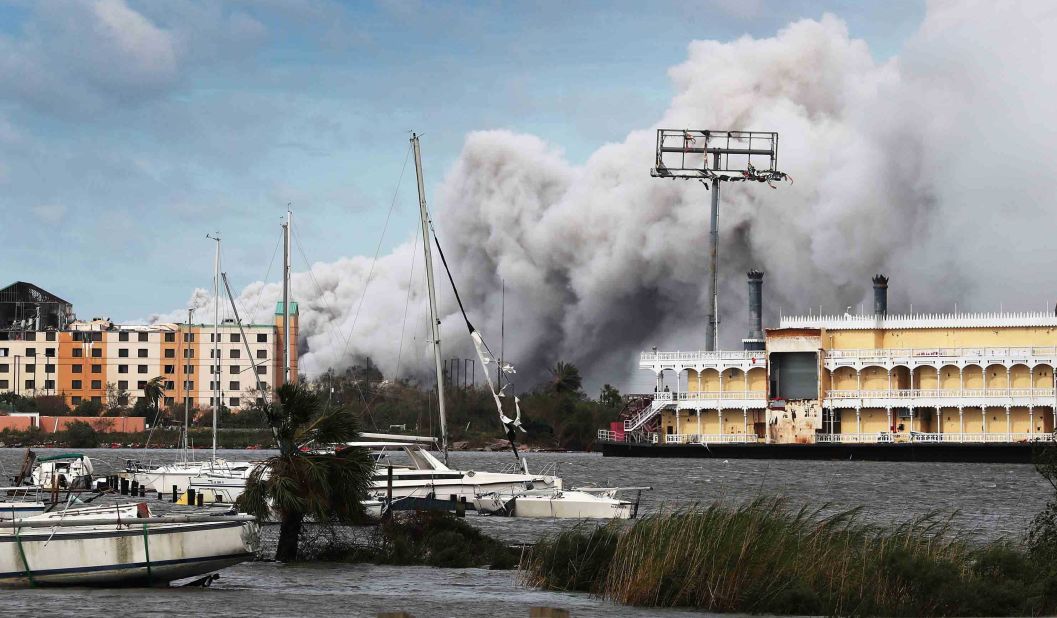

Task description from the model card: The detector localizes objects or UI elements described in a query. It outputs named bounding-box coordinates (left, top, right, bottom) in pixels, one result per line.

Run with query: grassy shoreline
left=521, top=497, right=1057, bottom=616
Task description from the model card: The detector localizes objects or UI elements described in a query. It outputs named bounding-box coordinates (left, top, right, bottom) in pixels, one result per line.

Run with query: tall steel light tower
left=651, top=129, right=788, bottom=351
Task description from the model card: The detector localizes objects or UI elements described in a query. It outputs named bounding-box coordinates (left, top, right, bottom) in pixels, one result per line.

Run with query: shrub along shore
left=521, top=497, right=1057, bottom=616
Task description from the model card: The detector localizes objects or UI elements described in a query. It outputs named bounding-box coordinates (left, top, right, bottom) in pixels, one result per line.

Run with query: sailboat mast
left=211, top=235, right=221, bottom=460
left=184, top=308, right=193, bottom=459
left=411, top=133, right=449, bottom=463
left=282, top=211, right=292, bottom=386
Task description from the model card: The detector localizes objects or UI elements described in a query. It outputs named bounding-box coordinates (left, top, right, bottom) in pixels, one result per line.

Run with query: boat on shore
left=0, top=505, right=257, bottom=587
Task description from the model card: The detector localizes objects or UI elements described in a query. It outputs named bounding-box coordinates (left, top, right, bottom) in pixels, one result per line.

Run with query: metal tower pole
left=411, top=133, right=449, bottom=464
left=707, top=174, right=720, bottom=351
left=210, top=235, right=221, bottom=461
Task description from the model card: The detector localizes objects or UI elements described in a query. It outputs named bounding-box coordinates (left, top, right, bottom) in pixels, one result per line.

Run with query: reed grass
left=521, top=497, right=1057, bottom=616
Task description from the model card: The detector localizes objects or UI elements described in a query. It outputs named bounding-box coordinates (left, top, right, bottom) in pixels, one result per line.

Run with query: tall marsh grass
left=521, top=497, right=1057, bottom=616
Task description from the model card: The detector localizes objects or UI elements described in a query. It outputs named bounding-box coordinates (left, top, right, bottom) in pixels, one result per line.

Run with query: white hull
left=0, top=503, right=46, bottom=520
left=475, top=489, right=635, bottom=519
left=0, top=519, right=255, bottom=587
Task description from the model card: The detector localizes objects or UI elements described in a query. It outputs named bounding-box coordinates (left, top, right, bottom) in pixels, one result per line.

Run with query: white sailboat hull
left=0, top=520, right=255, bottom=587
left=474, top=490, right=635, bottom=519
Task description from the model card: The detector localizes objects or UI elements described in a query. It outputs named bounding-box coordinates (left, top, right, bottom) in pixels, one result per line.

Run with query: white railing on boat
left=814, top=432, right=1054, bottom=444
left=664, top=433, right=758, bottom=445
left=826, top=346, right=1057, bottom=359
left=825, top=388, right=1055, bottom=399
left=641, top=350, right=764, bottom=362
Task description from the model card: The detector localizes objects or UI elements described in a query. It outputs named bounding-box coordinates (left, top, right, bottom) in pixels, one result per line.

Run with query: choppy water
left=0, top=447, right=1051, bottom=617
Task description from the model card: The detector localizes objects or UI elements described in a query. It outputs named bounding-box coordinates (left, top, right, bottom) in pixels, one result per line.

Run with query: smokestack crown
left=743, top=269, right=765, bottom=351
left=873, top=273, right=888, bottom=317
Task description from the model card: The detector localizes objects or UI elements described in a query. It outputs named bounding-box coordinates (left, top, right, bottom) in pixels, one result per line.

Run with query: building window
left=71, top=396, right=81, bottom=404
left=26, top=348, right=36, bottom=356
left=0, top=380, right=7, bottom=389
left=230, top=349, right=241, bottom=359
left=91, top=380, right=102, bottom=389
left=257, top=366, right=267, bottom=375
left=119, top=332, right=129, bottom=342
left=25, top=364, right=35, bottom=374
left=119, top=349, right=129, bottom=358
left=44, top=363, right=55, bottom=373
left=256, top=350, right=267, bottom=359
left=118, top=365, right=128, bottom=374
left=91, top=396, right=101, bottom=403
left=72, top=380, right=82, bottom=389
left=165, top=381, right=174, bottom=390
left=164, top=349, right=175, bottom=358
left=45, top=332, right=56, bottom=342
left=164, top=397, right=174, bottom=405
left=0, top=348, right=7, bottom=357
left=164, top=365, right=175, bottom=375
left=72, top=348, right=83, bottom=358
left=257, top=334, right=267, bottom=343
left=138, top=365, right=148, bottom=374
left=183, top=349, right=194, bottom=358
left=91, top=364, right=102, bottom=374
left=137, top=381, right=147, bottom=389
left=184, top=381, right=194, bottom=390
left=230, top=365, right=240, bottom=374
left=91, top=348, right=102, bottom=358
left=45, top=348, right=55, bottom=357
left=229, top=397, right=240, bottom=407
left=44, top=379, right=54, bottom=389
left=24, top=380, right=34, bottom=389
left=229, top=381, right=240, bottom=391
left=231, top=334, right=241, bottom=343
left=184, top=365, right=195, bottom=374
left=0, top=364, right=8, bottom=372
left=138, top=333, right=148, bottom=342
left=184, top=333, right=194, bottom=342
left=138, top=349, right=148, bottom=358
left=24, top=332, right=35, bottom=341
left=118, top=380, right=128, bottom=390
left=164, top=333, right=175, bottom=343
left=72, top=364, right=82, bottom=373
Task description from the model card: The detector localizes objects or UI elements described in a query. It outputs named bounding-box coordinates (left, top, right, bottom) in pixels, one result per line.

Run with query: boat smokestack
left=873, top=274, right=889, bottom=317
left=743, top=270, right=765, bottom=351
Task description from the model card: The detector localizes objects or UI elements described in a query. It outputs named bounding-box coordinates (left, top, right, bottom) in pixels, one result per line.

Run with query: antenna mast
left=411, top=132, right=449, bottom=464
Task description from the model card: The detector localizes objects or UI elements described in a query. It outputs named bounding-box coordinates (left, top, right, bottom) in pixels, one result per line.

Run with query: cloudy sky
left=0, top=0, right=923, bottom=322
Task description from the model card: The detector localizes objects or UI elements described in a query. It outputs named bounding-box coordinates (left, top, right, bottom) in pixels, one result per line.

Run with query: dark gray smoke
left=158, top=5, right=1057, bottom=392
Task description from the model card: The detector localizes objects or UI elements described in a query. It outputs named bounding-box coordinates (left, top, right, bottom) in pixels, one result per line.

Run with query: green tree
left=34, top=395, right=70, bottom=416
left=240, top=384, right=374, bottom=562
left=65, top=420, right=99, bottom=448
left=72, top=399, right=105, bottom=416
left=142, top=376, right=166, bottom=425
left=599, top=384, right=622, bottom=409
left=549, top=361, right=583, bottom=396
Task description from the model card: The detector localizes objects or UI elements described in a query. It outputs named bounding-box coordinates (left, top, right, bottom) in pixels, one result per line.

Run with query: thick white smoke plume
left=163, top=3, right=1057, bottom=391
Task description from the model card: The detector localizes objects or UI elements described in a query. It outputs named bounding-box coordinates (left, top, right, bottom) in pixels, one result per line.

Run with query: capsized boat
left=474, top=486, right=651, bottom=519
left=14, top=451, right=98, bottom=490
left=0, top=503, right=257, bottom=587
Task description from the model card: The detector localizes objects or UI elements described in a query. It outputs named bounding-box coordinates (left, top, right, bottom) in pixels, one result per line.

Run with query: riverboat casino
left=602, top=273, right=1057, bottom=447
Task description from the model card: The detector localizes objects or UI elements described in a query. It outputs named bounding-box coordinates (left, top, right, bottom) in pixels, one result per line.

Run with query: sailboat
left=355, top=134, right=562, bottom=507
left=125, top=231, right=277, bottom=501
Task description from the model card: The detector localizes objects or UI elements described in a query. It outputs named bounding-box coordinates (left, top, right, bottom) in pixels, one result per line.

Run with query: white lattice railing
left=826, top=346, right=1057, bottom=359
left=641, top=350, right=764, bottom=363
left=664, top=433, right=758, bottom=444
left=816, top=432, right=1055, bottom=444
left=826, top=388, right=1055, bottom=400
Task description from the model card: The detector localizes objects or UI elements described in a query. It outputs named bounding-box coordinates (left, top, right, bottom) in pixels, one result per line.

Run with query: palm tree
left=239, top=383, right=374, bottom=562
left=143, top=376, right=166, bottom=425
left=549, top=361, right=583, bottom=396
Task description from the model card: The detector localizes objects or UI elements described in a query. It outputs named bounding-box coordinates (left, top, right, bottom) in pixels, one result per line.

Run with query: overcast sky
left=0, top=0, right=923, bottom=321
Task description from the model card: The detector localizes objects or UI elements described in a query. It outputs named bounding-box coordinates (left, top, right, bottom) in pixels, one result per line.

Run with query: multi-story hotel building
left=603, top=273, right=1057, bottom=446
left=0, top=282, right=298, bottom=410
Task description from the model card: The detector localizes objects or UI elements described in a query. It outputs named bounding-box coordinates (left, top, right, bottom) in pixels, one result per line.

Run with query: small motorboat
left=16, top=452, right=97, bottom=490
left=474, top=486, right=651, bottom=519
